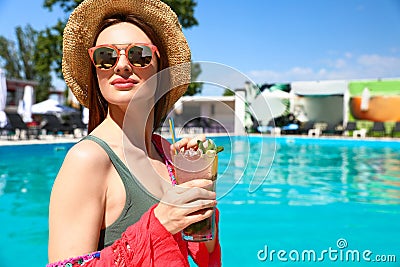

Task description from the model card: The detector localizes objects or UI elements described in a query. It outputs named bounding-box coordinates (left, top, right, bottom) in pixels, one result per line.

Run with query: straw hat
left=62, top=0, right=191, bottom=117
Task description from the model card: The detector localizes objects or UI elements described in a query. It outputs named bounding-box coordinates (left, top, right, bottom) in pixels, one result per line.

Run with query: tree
left=223, top=88, right=235, bottom=96
left=41, top=0, right=202, bottom=95
left=0, top=25, right=52, bottom=102
left=16, top=26, right=37, bottom=80
left=0, top=25, right=37, bottom=79
left=161, top=0, right=198, bottom=28
left=0, top=37, right=22, bottom=79
left=35, top=20, right=64, bottom=80
left=184, top=62, right=202, bottom=96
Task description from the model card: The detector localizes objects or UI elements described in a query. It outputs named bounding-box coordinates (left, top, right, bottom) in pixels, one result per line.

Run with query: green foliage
left=162, top=0, right=198, bottom=28
left=0, top=25, right=53, bottom=102
left=15, top=25, right=37, bottom=80
left=223, top=88, right=235, bottom=96
left=185, top=62, right=202, bottom=96
left=0, top=37, right=22, bottom=79
left=43, top=0, right=81, bottom=12
left=35, top=20, right=65, bottom=80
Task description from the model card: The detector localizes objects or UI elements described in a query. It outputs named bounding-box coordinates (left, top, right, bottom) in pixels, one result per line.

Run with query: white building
left=170, top=95, right=236, bottom=135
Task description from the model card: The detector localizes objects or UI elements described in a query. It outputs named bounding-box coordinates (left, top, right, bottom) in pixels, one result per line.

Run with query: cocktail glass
left=173, top=149, right=218, bottom=242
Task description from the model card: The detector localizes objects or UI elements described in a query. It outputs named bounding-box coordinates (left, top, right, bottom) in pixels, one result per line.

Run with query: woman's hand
left=154, top=178, right=216, bottom=234
left=170, top=134, right=206, bottom=156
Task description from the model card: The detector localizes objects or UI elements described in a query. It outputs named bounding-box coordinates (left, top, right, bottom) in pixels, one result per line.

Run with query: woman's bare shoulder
left=66, top=139, right=109, bottom=163
left=55, top=139, right=112, bottom=186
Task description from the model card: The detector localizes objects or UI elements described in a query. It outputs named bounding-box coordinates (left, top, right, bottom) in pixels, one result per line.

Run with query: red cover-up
left=61, top=205, right=221, bottom=267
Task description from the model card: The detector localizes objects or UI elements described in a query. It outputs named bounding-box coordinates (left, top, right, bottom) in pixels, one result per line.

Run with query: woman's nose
left=114, top=51, right=132, bottom=73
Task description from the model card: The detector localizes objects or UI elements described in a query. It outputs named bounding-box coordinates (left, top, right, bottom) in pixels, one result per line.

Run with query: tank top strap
left=81, top=135, right=133, bottom=181
left=151, top=133, right=177, bottom=185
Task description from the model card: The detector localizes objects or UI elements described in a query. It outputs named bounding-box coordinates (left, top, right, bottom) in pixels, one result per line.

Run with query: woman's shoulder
left=58, top=138, right=113, bottom=182
left=66, top=138, right=110, bottom=164
left=51, top=138, right=112, bottom=201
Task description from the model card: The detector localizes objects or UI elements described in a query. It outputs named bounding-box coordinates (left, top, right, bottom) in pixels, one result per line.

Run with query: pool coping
left=0, top=135, right=80, bottom=146
left=1, top=132, right=400, bottom=146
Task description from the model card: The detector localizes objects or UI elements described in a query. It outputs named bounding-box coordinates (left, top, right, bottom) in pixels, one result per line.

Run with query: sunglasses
left=88, top=43, right=159, bottom=70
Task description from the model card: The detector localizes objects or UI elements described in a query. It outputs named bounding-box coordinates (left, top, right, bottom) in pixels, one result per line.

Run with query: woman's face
left=95, top=22, right=158, bottom=108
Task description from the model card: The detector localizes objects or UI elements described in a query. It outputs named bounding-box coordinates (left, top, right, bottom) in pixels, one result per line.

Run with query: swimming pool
left=1, top=136, right=399, bottom=266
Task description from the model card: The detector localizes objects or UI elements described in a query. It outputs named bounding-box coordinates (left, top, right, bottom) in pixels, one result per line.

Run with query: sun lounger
left=308, top=122, right=327, bottom=137
left=298, top=121, right=315, bottom=135
left=182, top=117, right=224, bottom=134
left=40, top=114, right=74, bottom=137
left=344, top=120, right=368, bottom=138
left=369, top=122, right=386, bottom=137
left=343, top=122, right=357, bottom=136
left=4, top=112, right=30, bottom=140
left=64, top=113, right=87, bottom=137
left=322, top=122, right=344, bottom=135
left=353, top=128, right=367, bottom=138
left=391, top=122, right=400, bottom=137
left=281, top=123, right=299, bottom=134
left=257, top=120, right=281, bottom=135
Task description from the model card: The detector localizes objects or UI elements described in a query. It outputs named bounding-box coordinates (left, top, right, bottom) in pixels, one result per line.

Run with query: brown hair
left=87, top=14, right=169, bottom=133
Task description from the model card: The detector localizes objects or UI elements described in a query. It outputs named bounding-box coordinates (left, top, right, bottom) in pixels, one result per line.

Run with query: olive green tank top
left=82, top=135, right=158, bottom=249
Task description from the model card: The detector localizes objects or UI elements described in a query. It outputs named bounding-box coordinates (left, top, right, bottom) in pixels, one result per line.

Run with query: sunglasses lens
left=127, top=45, right=153, bottom=67
left=92, top=47, right=118, bottom=69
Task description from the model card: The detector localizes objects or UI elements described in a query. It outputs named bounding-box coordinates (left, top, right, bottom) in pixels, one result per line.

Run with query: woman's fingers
left=178, top=200, right=216, bottom=227
left=179, top=188, right=216, bottom=205
left=174, top=179, right=215, bottom=197
left=170, top=134, right=207, bottom=153
left=187, top=134, right=206, bottom=148
left=154, top=186, right=216, bottom=234
left=178, top=178, right=213, bottom=189
left=160, top=179, right=215, bottom=204
left=171, top=137, right=189, bottom=152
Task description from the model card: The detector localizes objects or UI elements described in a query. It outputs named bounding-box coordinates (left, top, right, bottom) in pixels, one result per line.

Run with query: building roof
left=291, top=80, right=348, bottom=96
left=6, top=78, right=38, bottom=91
left=180, top=95, right=235, bottom=102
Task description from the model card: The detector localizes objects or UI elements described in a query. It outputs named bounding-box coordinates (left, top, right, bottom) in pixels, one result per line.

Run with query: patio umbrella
left=17, top=85, right=33, bottom=122
left=82, top=107, right=89, bottom=125
left=0, top=69, right=7, bottom=128
left=360, top=87, right=371, bottom=111
left=32, top=99, right=78, bottom=114
left=250, top=90, right=290, bottom=125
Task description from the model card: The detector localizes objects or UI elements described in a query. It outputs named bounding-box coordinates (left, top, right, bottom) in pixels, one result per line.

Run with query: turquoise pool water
left=1, top=136, right=399, bottom=266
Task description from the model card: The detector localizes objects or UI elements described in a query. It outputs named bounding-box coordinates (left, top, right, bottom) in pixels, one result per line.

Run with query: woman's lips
left=111, top=78, right=138, bottom=89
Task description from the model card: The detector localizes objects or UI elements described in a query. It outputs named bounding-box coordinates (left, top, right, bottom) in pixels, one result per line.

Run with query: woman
left=48, top=0, right=221, bottom=266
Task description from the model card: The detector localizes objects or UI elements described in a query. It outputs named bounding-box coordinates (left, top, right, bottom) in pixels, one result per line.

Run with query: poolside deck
left=0, top=134, right=80, bottom=146
left=1, top=132, right=400, bottom=146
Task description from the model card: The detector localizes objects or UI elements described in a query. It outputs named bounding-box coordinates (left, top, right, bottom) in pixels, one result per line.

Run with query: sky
left=0, top=0, right=400, bottom=95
